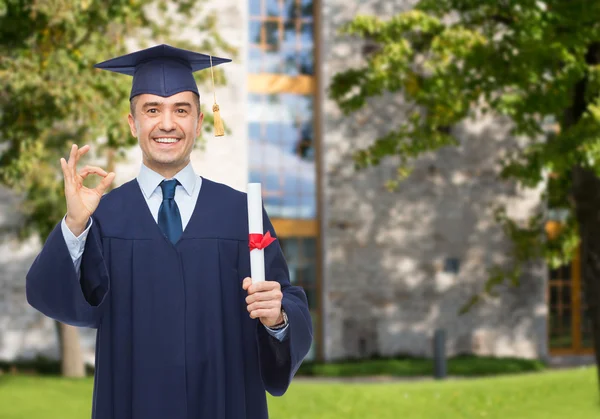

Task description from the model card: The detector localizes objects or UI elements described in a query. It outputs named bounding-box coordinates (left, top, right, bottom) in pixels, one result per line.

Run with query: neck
left=144, top=159, right=190, bottom=179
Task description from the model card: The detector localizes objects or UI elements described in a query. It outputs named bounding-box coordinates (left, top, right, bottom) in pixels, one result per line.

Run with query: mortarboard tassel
left=210, top=55, right=225, bottom=137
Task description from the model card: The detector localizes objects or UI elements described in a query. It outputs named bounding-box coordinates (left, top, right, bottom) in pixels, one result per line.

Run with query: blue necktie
left=158, top=179, right=183, bottom=244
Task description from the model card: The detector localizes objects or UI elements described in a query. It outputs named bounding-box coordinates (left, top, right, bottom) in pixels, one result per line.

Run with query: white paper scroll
left=247, top=183, right=265, bottom=284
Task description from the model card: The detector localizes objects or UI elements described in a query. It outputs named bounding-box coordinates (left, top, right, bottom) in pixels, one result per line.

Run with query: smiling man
left=25, top=44, right=313, bottom=419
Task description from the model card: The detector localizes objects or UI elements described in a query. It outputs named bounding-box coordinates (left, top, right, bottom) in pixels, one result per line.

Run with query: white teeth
left=154, top=138, right=179, bottom=143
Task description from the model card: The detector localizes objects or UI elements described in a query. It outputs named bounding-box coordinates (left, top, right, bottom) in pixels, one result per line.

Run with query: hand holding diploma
left=242, top=278, right=284, bottom=327
left=243, top=183, right=284, bottom=328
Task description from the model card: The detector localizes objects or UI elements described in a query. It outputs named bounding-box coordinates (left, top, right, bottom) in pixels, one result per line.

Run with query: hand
left=60, top=144, right=115, bottom=235
left=242, top=277, right=284, bottom=328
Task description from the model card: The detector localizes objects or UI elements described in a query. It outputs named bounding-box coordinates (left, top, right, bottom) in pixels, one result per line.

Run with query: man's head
left=94, top=44, right=231, bottom=175
left=127, top=91, right=204, bottom=175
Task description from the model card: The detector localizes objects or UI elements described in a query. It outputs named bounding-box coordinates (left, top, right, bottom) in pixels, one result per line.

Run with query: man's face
left=127, top=91, right=203, bottom=173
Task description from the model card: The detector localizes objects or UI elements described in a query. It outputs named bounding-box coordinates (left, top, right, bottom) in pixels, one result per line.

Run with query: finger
left=60, top=158, right=72, bottom=184
left=247, top=300, right=279, bottom=312
left=79, top=165, right=108, bottom=179
left=67, top=144, right=78, bottom=174
left=95, top=172, right=116, bottom=195
left=249, top=309, right=273, bottom=319
left=242, top=277, right=252, bottom=290
left=60, top=157, right=76, bottom=192
left=246, top=289, right=282, bottom=304
left=75, top=145, right=90, bottom=168
left=248, top=281, right=279, bottom=295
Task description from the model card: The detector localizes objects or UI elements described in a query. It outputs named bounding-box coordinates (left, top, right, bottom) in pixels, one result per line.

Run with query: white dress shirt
left=61, top=162, right=288, bottom=340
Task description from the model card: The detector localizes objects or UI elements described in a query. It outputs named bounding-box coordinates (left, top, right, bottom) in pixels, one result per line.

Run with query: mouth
left=153, top=137, right=182, bottom=146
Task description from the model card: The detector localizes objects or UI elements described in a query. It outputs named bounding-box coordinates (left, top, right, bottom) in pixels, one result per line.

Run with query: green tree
left=329, top=1, right=600, bottom=387
left=0, top=0, right=235, bottom=377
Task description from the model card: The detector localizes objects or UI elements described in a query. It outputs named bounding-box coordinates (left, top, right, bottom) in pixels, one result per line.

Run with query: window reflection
left=282, top=0, right=295, bottom=19
left=283, top=22, right=296, bottom=47
left=248, top=0, right=314, bottom=76
left=248, top=90, right=316, bottom=219
left=248, top=2, right=316, bottom=215
left=248, top=47, right=262, bottom=73
left=300, top=0, right=313, bottom=18
left=300, top=22, right=313, bottom=46
left=298, top=48, right=313, bottom=75
left=249, top=0, right=261, bottom=16
left=264, top=21, right=279, bottom=49
left=280, top=237, right=316, bottom=290
left=249, top=22, right=261, bottom=46
left=266, top=0, right=281, bottom=15
left=282, top=50, right=298, bottom=76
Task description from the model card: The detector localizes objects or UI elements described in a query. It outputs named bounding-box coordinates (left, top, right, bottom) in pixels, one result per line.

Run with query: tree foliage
left=329, top=0, right=600, bottom=310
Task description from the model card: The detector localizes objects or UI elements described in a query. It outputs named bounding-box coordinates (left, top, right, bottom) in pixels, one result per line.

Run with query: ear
left=128, top=113, right=137, bottom=137
left=196, top=112, right=205, bottom=137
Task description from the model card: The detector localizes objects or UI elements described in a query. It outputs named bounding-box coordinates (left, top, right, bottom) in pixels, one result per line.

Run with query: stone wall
left=0, top=0, right=248, bottom=364
left=319, top=0, right=548, bottom=361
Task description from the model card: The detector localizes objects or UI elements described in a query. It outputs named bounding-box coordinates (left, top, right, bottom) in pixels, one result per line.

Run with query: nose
left=158, top=111, right=175, bottom=132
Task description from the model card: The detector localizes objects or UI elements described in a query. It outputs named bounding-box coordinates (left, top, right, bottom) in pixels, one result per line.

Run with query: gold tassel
left=210, top=55, right=224, bottom=137
left=213, top=103, right=224, bottom=137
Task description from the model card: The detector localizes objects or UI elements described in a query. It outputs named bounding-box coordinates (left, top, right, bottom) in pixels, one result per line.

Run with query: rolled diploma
left=247, top=183, right=265, bottom=284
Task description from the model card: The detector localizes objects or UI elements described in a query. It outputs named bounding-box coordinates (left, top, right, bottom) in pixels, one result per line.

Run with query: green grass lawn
left=0, top=367, right=598, bottom=419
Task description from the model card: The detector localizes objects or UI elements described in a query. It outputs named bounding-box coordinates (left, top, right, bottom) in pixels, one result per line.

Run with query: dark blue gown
left=26, top=177, right=313, bottom=419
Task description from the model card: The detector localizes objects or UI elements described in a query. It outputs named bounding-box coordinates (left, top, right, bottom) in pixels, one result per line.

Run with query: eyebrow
left=142, top=101, right=192, bottom=108
left=142, top=101, right=162, bottom=108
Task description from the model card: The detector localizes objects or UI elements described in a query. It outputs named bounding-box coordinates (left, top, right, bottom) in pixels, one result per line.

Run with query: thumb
left=242, top=277, right=252, bottom=290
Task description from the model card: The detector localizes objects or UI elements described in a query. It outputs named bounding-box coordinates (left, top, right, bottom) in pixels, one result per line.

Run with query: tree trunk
left=58, top=322, right=85, bottom=377
left=566, top=43, right=600, bottom=389
left=572, top=166, right=600, bottom=388
left=106, top=147, right=115, bottom=174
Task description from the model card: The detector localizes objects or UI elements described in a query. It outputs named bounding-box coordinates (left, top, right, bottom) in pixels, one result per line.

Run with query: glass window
left=283, top=0, right=296, bottom=19
left=300, top=0, right=313, bottom=19
left=300, top=22, right=313, bottom=46
left=298, top=48, right=314, bottom=75
left=264, top=21, right=279, bottom=49
left=249, top=0, right=261, bottom=16
left=248, top=93, right=315, bottom=219
left=249, top=0, right=318, bottom=359
left=248, top=0, right=315, bottom=77
left=280, top=236, right=316, bottom=297
left=266, top=0, right=281, bottom=16
left=249, top=21, right=261, bottom=45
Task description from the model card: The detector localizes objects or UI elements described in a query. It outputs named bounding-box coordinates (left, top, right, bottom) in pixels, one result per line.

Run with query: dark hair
left=130, top=92, right=201, bottom=117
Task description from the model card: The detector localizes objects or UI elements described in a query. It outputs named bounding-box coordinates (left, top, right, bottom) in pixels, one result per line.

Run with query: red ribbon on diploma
left=249, top=231, right=276, bottom=250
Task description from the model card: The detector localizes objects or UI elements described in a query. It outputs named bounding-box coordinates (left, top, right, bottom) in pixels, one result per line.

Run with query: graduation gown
left=25, top=177, right=313, bottom=419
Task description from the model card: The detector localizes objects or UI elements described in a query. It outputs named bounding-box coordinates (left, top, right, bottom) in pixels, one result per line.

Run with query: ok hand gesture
left=60, top=144, right=115, bottom=236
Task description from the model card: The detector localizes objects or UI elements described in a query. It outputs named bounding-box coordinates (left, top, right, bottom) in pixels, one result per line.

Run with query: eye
left=176, top=109, right=187, bottom=114
left=147, top=108, right=158, bottom=114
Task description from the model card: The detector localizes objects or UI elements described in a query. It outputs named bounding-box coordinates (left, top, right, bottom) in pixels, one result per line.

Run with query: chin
left=154, top=157, right=182, bottom=166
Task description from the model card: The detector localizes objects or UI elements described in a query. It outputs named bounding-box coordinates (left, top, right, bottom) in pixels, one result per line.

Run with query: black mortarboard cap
left=94, top=44, right=231, bottom=101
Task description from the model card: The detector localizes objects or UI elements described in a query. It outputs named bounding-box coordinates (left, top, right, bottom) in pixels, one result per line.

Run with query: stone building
left=0, top=0, right=593, bottom=366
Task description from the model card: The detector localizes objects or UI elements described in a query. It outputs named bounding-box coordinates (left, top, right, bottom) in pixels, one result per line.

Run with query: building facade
left=0, top=0, right=593, bottom=366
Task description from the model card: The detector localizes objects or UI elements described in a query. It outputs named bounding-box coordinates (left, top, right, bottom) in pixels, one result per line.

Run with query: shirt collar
left=137, top=162, right=199, bottom=199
